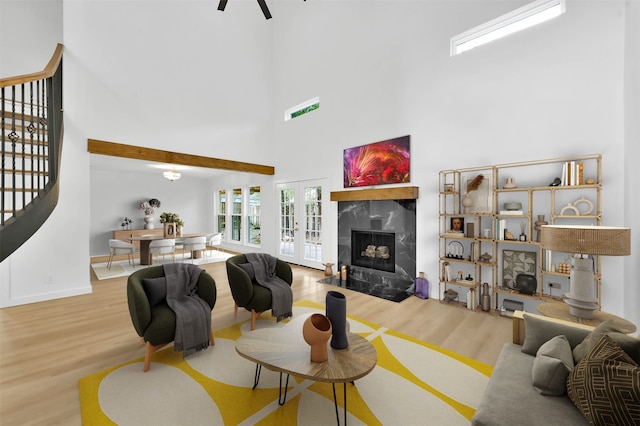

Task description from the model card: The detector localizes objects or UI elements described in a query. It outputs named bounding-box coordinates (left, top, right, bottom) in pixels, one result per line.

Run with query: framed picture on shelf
left=463, top=173, right=492, bottom=213
left=450, top=217, right=464, bottom=233
left=502, top=249, right=536, bottom=290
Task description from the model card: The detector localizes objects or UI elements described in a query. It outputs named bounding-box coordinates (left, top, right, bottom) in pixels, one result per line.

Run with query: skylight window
left=450, top=0, right=565, bottom=56
left=284, top=97, right=319, bottom=121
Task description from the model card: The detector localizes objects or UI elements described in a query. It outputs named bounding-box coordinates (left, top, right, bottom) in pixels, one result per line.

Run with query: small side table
left=537, top=302, right=636, bottom=334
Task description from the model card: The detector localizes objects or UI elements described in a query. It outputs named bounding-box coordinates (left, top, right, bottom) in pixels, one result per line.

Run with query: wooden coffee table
left=235, top=322, right=377, bottom=425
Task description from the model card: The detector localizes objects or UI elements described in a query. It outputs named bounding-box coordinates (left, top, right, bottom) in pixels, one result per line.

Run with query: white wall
left=1, top=0, right=637, bottom=329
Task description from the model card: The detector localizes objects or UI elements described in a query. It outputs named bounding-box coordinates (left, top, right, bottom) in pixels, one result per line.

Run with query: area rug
left=91, top=250, right=233, bottom=280
left=79, top=300, right=492, bottom=425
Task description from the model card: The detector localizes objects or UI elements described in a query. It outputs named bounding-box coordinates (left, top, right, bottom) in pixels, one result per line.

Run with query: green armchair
left=127, top=265, right=217, bottom=371
left=226, top=254, right=293, bottom=330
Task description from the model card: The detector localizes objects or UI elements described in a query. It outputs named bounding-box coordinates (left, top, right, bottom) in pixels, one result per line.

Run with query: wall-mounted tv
left=343, top=135, right=410, bottom=188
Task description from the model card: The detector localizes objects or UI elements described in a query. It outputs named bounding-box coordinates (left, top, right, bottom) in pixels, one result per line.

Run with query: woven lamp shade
left=539, top=225, right=631, bottom=256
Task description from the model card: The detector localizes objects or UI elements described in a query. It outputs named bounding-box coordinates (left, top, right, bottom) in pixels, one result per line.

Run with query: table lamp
left=539, top=225, right=631, bottom=319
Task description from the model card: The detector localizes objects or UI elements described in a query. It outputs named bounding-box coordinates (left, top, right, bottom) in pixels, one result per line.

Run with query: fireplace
left=351, top=229, right=395, bottom=273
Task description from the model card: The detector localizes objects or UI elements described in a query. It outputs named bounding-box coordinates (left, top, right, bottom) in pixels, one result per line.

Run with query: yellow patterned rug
left=79, top=300, right=492, bottom=425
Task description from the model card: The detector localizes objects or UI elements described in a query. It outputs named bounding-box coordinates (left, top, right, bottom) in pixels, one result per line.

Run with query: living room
left=0, top=0, right=638, bottom=422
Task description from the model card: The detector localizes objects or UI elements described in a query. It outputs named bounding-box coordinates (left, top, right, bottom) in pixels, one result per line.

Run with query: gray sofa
left=472, top=312, right=598, bottom=426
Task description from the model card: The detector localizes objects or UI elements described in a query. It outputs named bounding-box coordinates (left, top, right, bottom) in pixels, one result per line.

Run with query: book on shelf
left=560, top=160, right=583, bottom=186
left=499, top=210, right=524, bottom=215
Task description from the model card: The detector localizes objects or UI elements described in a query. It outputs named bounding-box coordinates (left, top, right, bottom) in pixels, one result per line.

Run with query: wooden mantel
left=330, top=186, right=419, bottom=202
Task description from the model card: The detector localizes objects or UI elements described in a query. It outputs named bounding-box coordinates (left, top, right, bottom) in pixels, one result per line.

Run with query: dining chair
left=148, top=239, right=176, bottom=264
left=107, top=239, right=136, bottom=269
left=182, top=236, right=207, bottom=263
left=206, top=233, right=222, bottom=257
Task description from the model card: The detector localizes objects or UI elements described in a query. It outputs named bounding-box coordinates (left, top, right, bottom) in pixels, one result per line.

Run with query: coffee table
left=235, top=321, right=377, bottom=425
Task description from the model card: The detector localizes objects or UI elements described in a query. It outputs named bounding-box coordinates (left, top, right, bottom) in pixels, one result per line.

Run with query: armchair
left=226, top=254, right=293, bottom=330
left=127, top=265, right=217, bottom=371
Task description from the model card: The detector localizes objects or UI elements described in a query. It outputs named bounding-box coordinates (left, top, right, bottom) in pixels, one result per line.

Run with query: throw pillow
left=142, top=277, right=167, bottom=308
left=532, top=335, right=575, bottom=396
left=238, top=263, right=255, bottom=280
left=567, top=334, right=640, bottom=426
left=572, top=319, right=640, bottom=365
left=521, top=313, right=591, bottom=355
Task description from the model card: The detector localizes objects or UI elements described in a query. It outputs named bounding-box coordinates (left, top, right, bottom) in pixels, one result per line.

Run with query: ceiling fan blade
left=257, top=0, right=272, bottom=19
left=218, top=0, right=228, bottom=11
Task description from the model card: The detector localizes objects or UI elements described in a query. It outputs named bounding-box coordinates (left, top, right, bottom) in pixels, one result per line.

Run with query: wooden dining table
left=127, top=233, right=208, bottom=265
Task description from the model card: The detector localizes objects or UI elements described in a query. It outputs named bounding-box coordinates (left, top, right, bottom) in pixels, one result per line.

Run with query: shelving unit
left=438, top=155, right=602, bottom=315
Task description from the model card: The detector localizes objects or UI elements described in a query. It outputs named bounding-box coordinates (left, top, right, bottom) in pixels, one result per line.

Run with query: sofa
left=472, top=311, right=640, bottom=426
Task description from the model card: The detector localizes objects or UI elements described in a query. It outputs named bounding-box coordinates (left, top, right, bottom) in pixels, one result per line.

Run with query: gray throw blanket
left=245, top=253, right=293, bottom=322
left=164, top=263, right=211, bottom=357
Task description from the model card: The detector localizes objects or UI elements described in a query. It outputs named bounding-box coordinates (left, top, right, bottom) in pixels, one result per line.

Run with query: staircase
left=1, top=44, right=64, bottom=262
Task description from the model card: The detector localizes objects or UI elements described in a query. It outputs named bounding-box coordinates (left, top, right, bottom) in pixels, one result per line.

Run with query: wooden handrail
left=0, top=43, right=64, bottom=88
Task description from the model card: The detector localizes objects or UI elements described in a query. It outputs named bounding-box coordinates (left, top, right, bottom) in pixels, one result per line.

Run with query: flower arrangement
left=138, top=198, right=161, bottom=216
left=120, top=217, right=133, bottom=230
left=160, top=212, right=184, bottom=226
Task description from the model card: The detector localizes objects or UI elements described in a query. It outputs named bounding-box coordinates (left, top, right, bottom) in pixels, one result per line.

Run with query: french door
left=276, top=179, right=327, bottom=269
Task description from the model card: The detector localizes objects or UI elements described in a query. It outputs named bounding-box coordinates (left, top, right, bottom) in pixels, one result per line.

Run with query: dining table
left=127, top=233, right=208, bottom=265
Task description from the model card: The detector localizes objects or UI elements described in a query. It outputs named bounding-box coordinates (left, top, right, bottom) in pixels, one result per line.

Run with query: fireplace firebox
left=351, top=229, right=395, bottom=273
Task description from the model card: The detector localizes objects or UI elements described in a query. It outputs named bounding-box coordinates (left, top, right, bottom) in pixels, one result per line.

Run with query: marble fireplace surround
left=332, top=186, right=418, bottom=301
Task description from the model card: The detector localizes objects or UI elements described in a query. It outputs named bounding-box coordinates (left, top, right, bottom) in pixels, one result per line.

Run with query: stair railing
left=0, top=43, right=64, bottom=262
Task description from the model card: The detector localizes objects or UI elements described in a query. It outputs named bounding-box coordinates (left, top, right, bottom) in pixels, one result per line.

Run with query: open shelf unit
left=438, top=154, right=602, bottom=315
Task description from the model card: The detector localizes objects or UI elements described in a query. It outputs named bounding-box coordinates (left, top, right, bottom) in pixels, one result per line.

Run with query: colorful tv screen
left=343, top=135, right=410, bottom=188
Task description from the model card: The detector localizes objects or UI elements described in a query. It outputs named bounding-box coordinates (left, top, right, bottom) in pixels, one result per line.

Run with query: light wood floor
left=0, top=256, right=512, bottom=425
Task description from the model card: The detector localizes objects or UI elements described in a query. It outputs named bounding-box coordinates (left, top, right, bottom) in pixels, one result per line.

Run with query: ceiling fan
left=218, top=0, right=305, bottom=20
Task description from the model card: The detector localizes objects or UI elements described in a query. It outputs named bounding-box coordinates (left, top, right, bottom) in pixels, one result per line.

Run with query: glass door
left=276, top=179, right=326, bottom=269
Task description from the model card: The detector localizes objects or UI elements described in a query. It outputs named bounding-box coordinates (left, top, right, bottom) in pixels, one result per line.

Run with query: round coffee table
left=236, top=323, right=377, bottom=425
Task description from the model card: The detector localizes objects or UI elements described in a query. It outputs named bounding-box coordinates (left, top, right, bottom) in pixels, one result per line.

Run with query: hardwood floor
left=0, top=257, right=512, bottom=425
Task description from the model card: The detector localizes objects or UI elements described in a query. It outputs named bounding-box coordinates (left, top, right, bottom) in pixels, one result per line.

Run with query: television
left=343, top=135, right=410, bottom=188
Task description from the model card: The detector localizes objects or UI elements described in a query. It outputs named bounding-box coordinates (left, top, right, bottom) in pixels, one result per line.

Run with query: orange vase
left=302, top=314, right=332, bottom=362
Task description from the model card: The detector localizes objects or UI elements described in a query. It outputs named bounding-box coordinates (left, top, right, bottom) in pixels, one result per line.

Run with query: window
left=231, top=188, right=242, bottom=242
left=450, top=0, right=565, bottom=56
left=284, top=97, right=319, bottom=121
left=217, top=190, right=226, bottom=239
left=248, top=186, right=261, bottom=245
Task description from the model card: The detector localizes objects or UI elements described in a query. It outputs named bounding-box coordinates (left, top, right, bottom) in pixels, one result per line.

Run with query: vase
left=534, top=215, right=548, bottom=242
left=481, top=283, right=491, bottom=312
left=326, top=291, right=348, bottom=349
left=144, top=215, right=154, bottom=229
left=302, top=313, right=332, bottom=362
left=176, top=225, right=183, bottom=237
left=461, top=194, right=473, bottom=213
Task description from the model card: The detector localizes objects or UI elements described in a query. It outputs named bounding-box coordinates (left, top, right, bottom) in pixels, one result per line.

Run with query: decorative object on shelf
left=322, top=263, right=334, bottom=277
left=570, top=196, right=594, bottom=216
left=463, top=174, right=492, bottom=213
left=479, top=252, right=493, bottom=263
left=502, top=249, right=537, bottom=290
left=549, top=177, right=561, bottom=186
left=481, top=283, right=491, bottom=311
left=515, top=273, right=537, bottom=295
left=585, top=177, right=595, bottom=185
left=450, top=217, right=464, bottom=233
left=446, top=240, right=464, bottom=259
left=503, top=178, right=517, bottom=189
left=483, top=228, right=491, bottom=239
left=539, top=225, right=631, bottom=319
left=444, top=184, right=454, bottom=192
left=302, top=313, right=332, bottom=362
left=519, top=221, right=527, bottom=241
left=138, top=198, right=161, bottom=229
left=465, top=273, right=473, bottom=281
left=341, top=265, right=348, bottom=281
left=457, top=271, right=463, bottom=280
left=557, top=262, right=570, bottom=274
left=415, top=272, right=429, bottom=299
left=466, top=288, right=475, bottom=310
left=559, top=203, right=579, bottom=216
left=503, top=202, right=522, bottom=211
left=504, top=230, right=516, bottom=240
left=443, top=289, right=458, bottom=303
left=534, top=215, right=548, bottom=242
left=325, top=291, right=348, bottom=349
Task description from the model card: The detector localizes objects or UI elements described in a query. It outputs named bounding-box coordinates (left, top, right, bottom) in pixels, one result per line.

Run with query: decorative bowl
left=503, top=202, right=522, bottom=211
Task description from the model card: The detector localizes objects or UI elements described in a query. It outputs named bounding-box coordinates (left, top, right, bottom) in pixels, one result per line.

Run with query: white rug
left=91, top=250, right=233, bottom=280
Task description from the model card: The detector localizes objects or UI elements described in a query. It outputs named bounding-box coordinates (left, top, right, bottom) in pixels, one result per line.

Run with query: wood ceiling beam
left=87, top=139, right=275, bottom=175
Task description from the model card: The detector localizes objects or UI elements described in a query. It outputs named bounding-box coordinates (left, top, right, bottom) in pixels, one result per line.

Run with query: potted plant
left=160, top=212, right=184, bottom=237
